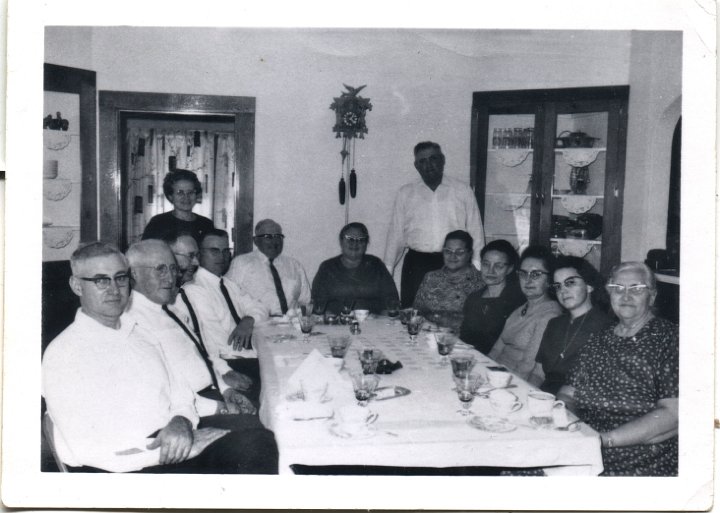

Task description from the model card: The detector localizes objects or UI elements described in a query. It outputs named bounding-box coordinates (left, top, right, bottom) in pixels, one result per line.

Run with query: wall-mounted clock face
left=343, top=111, right=359, bottom=127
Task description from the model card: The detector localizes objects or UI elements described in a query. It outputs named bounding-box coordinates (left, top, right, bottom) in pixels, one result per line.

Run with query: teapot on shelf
left=555, top=131, right=598, bottom=148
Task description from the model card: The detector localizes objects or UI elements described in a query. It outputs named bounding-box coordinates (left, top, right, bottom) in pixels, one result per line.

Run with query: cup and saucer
left=328, top=405, right=379, bottom=439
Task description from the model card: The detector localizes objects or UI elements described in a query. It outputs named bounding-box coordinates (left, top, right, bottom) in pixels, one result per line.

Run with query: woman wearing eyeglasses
left=528, top=256, right=611, bottom=394
left=459, top=239, right=526, bottom=354
left=559, top=261, right=678, bottom=476
left=142, top=170, right=215, bottom=244
left=412, top=231, right=485, bottom=331
left=311, top=222, right=399, bottom=315
left=488, top=245, right=562, bottom=380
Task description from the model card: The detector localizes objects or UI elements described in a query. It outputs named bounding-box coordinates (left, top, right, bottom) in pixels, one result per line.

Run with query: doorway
left=98, top=91, right=256, bottom=252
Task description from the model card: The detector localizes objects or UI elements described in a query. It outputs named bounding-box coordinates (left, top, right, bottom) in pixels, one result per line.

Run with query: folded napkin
left=288, top=349, right=347, bottom=397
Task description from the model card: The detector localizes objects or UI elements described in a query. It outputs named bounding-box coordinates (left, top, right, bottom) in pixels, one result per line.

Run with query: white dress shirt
left=183, top=266, right=268, bottom=357
left=42, top=309, right=199, bottom=472
left=383, top=175, right=485, bottom=273
left=126, top=291, right=229, bottom=416
left=225, top=250, right=311, bottom=316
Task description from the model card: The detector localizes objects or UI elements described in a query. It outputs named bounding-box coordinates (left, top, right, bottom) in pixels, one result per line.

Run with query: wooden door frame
left=98, top=91, right=256, bottom=253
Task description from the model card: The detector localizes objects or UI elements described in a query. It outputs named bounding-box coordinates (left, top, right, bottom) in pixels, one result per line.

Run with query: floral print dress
left=567, top=316, right=679, bottom=476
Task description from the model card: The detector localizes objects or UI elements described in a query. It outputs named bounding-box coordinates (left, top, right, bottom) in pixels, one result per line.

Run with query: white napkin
left=279, top=349, right=345, bottom=420
left=286, top=349, right=344, bottom=395
left=220, top=347, right=258, bottom=359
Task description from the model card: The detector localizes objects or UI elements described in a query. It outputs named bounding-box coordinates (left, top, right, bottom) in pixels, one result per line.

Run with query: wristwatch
left=605, top=434, right=614, bottom=448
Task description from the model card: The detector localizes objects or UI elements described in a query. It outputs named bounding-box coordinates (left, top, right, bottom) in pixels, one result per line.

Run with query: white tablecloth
left=253, top=317, right=603, bottom=475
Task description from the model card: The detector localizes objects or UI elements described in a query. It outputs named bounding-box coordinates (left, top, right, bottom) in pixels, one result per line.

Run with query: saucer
left=328, top=422, right=377, bottom=439
left=467, top=415, right=517, bottom=433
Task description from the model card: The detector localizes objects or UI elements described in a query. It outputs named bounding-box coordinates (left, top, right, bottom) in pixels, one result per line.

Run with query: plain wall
left=44, top=27, right=680, bottom=282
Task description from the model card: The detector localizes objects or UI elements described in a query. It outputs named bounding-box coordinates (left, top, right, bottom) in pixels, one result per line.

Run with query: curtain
left=125, top=128, right=236, bottom=244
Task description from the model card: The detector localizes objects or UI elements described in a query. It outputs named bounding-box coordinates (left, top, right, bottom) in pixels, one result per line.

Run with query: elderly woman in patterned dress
left=559, top=261, right=679, bottom=476
left=412, top=230, right=485, bottom=331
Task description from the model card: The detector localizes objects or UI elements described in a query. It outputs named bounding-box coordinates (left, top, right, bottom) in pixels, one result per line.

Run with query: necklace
left=614, top=313, right=653, bottom=338
left=521, top=302, right=529, bottom=316
left=560, top=313, right=589, bottom=360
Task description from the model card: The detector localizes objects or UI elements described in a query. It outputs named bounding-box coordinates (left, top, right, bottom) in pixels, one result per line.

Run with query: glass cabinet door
left=549, top=111, right=608, bottom=270
left=483, top=113, right=536, bottom=254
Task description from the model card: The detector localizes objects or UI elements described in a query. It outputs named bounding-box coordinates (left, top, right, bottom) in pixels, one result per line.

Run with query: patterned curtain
left=125, top=128, right=236, bottom=244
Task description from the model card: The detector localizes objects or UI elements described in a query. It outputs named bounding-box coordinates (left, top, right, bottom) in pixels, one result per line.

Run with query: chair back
left=42, top=412, right=68, bottom=472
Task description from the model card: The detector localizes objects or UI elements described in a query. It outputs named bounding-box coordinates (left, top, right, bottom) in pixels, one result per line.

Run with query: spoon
left=554, top=420, right=582, bottom=431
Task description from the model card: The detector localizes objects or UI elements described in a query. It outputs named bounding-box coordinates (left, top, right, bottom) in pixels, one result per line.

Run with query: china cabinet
left=470, top=86, right=629, bottom=275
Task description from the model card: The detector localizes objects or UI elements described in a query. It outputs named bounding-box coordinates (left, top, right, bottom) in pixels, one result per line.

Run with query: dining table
left=250, top=315, right=604, bottom=475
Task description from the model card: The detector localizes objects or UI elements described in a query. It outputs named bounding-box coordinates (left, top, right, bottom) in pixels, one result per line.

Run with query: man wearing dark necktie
left=225, top=219, right=311, bottom=317
left=126, top=239, right=254, bottom=416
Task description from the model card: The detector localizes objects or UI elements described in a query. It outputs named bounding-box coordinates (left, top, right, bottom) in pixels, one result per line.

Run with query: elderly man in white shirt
left=126, top=239, right=255, bottom=416
left=226, top=219, right=311, bottom=316
left=42, top=242, right=277, bottom=473
left=384, top=141, right=485, bottom=307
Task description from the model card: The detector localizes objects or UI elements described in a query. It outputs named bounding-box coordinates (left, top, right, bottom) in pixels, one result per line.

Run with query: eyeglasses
left=78, top=273, right=130, bottom=290
left=442, top=248, right=468, bottom=257
left=255, top=234, right=285, bottom=240
left=173, top=251, right=199, bottom=261
left=343, top=235, right=369, bottom=243
left=134, top=263, right=179, bottom=277
left=551, top=276, right=584, bottom=292
left=606, top=283, right=650, bottom=296
left=518, top=269, right=549, bottom=281
left=201, top=247, right=233, bottom=257
left=172, top=189, right=197, bottom=198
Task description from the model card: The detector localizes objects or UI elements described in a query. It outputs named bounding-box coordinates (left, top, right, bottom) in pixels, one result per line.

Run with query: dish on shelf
left=559, top=195, right=597, bottom=214
left=556, top=239, right=596, bottom=258
left=43, top=227, right=78, bottom=249
left=556, top=148, right=603, bottom=167
left=493, top=149, right=532, bottom=167
left=43, top=179, right=73, bottom=201
left=44, top=130, right=73, bottom=151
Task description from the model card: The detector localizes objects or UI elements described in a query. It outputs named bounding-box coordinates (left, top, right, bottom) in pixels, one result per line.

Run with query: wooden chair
left=42, top=412, right=68, bottom=472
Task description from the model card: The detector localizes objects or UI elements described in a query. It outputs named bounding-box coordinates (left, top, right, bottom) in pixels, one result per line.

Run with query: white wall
left=44, top=27, right=680, bottom=282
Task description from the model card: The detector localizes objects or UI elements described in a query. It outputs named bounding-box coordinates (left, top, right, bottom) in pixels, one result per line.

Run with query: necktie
left=162, top=301, right=221, bottom=393
left=219, top=278, right=242, bottom=325
left=269, top=259, right=289, bottom=314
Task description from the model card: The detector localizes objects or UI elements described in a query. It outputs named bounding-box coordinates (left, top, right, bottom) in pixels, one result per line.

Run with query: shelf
left=552, top=194, right=604, bottom=199
left=551, top=237, right=601, bottom=245
left=554, top=147, right=606, bottom=152
left=488, top=148, right=534, bottom=152
left=487, top=192, right=531, bottom=196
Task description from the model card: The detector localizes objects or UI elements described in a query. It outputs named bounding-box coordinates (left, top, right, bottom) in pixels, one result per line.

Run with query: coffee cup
left=353, top=309, right=370, bottom=322
left=337, top=405, right=374, bottom=433
left=489, top=389, right=522, bottom=414
left=527, top=391, right=565, bottom=417
left=328, top=335, right=351, bottom=358
left=486, top=367, right=512, bottom=388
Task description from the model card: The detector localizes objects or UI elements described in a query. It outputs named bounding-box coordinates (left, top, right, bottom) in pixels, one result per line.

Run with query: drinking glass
left=450, top=354, right=477, bottom=379
left=350, top=372, right=380, bottom=406
left=359, top=348, right=381, bottom=374
left=340, top=302, right=353, bottom=325
left=386, top=298, right=400, bottom=319
left=453, top=373, right=484, bottom=415
left=435, top=334, right=457, bottom=366
left=406, top=315, right=423, bottom=345
left=299, top=314, right=315, bottom=342
left=328, top=335, right=351, bottom=358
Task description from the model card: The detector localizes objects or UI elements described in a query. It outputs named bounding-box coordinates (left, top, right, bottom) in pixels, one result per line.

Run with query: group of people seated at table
left=42, top=144, right=678, bottom=477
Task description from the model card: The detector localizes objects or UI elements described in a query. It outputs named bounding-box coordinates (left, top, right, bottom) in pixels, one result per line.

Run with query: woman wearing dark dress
left=142, top=169, right=215, bottom=244
left=529, top=256, right=611, bottom=394
left=560, top=261, right=679, bottom=476
left=312, top=223, right=399, bottom=315
left=459, top=239, right=525, bottom=354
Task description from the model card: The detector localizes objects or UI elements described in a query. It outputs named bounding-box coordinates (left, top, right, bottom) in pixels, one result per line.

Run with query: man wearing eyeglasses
left=42, top=242, right=278, bottom=473
left=384, top=141, right=485, bottom=307
left=126, top=239, right=255, bottom=417
left=225, top=219, right=311, bottom=317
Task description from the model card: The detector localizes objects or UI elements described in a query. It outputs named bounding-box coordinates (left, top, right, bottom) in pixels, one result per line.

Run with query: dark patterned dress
left=566, top=316, right=679, bottom=476
left=413, top=266, right=485, bottom=331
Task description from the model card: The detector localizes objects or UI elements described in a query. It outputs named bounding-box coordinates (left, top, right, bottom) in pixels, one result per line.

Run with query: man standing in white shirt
left=384, top=141, right=485, bottom=307
left=226, top=219, right=311, bottom=316
left=43, top=242, right=277, bottom=473
left=126, top=239, right=255, bottom=416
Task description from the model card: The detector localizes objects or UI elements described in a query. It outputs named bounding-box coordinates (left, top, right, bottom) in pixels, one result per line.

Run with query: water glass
left=450, top=354, right=476, bottom=379
left=453, top=373, right=484, bottom=416
left=350, top=372, right=380, bottom=406
left=406, top=315, right=423, bottom=345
